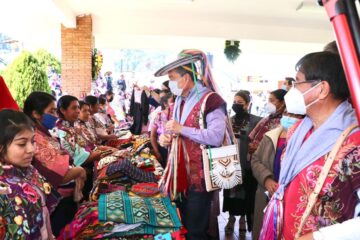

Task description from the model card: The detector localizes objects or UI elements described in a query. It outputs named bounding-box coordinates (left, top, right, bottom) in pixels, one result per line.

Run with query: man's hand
left=159, top=134, right=171, bottom=147
left=297, top=232, right=313, bottom=240
left=165, top=120, right=183, bottom=134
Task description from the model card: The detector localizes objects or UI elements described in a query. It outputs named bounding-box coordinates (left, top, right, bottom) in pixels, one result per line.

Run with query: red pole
left=323, top=0, right=360, bottom=122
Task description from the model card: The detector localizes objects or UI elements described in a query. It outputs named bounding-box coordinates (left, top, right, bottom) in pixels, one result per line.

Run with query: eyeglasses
left=293, top=79, right=321, bottom=88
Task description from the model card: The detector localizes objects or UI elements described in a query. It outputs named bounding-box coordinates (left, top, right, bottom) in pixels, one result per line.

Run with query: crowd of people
left=0, top=41, right=359, bottom=240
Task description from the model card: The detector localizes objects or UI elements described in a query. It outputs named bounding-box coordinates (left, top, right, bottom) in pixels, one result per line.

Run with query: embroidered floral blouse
left=33, top=126, right=71, bottom=189
left=282, top=129, right=360, bottom=239
left=0, top=163, right=60, bottom=240
left=54, top=119, right=91, bottom=167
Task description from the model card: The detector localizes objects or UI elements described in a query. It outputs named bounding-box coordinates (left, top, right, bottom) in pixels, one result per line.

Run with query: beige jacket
left=251, top=126, right=284, bottom=240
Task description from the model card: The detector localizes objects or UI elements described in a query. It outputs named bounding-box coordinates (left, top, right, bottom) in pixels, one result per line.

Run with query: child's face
left=3, top=129, right=35, bottom=168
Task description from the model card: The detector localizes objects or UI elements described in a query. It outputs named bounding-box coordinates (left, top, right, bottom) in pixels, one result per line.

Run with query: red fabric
left=179, top=92, right=225, bottom=192
left=0, top=76, right=19, bottom=111
left=282, top=129, right=360, bottom=239
left=176, top=139, right=189, bottom=193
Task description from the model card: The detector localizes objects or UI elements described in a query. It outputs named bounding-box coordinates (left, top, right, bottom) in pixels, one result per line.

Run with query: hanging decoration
left=224, top=40, right=241, bottom=63
left=92, top=48, right=103, bottom=81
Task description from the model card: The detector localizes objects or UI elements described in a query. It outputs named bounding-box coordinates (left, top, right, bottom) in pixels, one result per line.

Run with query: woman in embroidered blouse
left=150, top=92, right=174, bottom=168
left=251, top=109, right=304, bottom=240
left=55, top=95, right=103, bottom=167
left=23, top=92, right=87, bottom=236
left=94, top=94, right=115, bottom=134
left=248, top=89, right=287, bottom=154
left=0, top=109, right=60, bottom=240
left=55, top=95, right=115, bottom=199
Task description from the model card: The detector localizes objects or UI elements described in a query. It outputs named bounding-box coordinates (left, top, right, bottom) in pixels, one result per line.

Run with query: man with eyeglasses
left=260, top=51, right=360, bottom=240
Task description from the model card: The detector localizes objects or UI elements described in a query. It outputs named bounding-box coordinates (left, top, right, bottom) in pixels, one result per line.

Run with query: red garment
left=249, top=112, right=282, bottom=147
left=180, top=92, right=224, bottom=192
left=282, top=129, right=360, bottom=239
left=33, top=126, right=71, bottom=189
left=0, top=76, right=19, bottom=111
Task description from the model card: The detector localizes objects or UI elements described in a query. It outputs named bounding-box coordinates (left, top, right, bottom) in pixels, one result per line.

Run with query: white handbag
left=199, top=92, right=242, bottom=191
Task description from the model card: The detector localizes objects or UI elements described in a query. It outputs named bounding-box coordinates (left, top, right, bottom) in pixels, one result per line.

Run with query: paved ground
left=218, top=191, right=252, bottom=240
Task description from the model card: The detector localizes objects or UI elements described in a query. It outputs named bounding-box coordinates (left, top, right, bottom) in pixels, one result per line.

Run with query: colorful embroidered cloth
left=33, top=126, right=71, bottom=189
left=98, top=191, right=182, bottom=235
left=0, top=163, right=60, bottom=240
left=58, top=201, right=114, bottom=240
left=106, top=159, right=158, bottom=183
left=130, top=183, right=160, bottom=197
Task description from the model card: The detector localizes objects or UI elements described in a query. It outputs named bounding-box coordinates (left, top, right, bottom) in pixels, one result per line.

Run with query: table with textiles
left=58, top=134, right=185, bottom=240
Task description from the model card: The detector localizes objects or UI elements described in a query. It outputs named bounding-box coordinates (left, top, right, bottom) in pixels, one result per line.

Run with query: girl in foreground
left=0, top=109, right=60, bottom=240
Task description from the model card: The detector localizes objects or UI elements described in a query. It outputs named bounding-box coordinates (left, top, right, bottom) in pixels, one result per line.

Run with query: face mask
left=264, top=102, right=276, bottom=114
left=232, top=103, right=245, bottom=115
left=280, top=116, right=299, bottom=130
left=42, top=114, right=58, bottom=130
left=281, top=85, right=287, bottom=91
left=169, top=80, right=183, bottom=96
left=284, top=82, right=321, bottom=115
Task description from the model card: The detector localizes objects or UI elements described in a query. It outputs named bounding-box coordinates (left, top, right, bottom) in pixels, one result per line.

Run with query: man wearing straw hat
left=155, top=50, right=227, bottom=239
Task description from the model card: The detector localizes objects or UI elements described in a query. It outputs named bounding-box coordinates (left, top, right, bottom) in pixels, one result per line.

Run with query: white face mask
left=284, top=82, right=321, bottom=115
left=169, top=80, right=183, bottom=96
left=264, top=102, right=277, bottom=114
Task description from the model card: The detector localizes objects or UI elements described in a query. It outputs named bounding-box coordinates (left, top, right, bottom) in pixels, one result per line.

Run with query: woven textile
left=98, top=191, right=181, bottom=235
left=106, top=159, right=157, bottom=183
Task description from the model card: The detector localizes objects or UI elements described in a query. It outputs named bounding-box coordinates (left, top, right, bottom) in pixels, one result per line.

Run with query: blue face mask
left=41, top=114, right=58, bottom=130
left=280, top=116, right=299, bottom=130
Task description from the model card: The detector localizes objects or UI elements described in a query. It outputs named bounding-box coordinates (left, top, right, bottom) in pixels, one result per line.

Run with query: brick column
left=61, top=15, right=93, bottom=98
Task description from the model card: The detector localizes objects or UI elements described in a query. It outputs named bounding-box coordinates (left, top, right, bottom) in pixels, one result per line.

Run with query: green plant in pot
left=224, top=40, right=241, bottom=63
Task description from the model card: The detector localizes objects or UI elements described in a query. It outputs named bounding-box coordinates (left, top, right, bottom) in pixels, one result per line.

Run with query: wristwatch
left=313, top=231, right=324, bottom=240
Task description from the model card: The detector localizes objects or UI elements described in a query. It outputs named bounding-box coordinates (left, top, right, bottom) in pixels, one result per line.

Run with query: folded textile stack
left=59, top=189, right=184, bottom=240
left=58, top=134, right=186, bottom=240
left=98, top=191, right=182, bottom=237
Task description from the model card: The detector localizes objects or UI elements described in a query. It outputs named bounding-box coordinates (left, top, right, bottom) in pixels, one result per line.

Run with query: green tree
left=33, top=49, right=61, bottom=74
left=3, top=51, right=50, bottom=108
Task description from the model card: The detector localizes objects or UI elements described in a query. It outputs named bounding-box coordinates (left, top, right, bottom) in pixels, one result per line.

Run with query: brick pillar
left=61, top=15, right=93, bottom=98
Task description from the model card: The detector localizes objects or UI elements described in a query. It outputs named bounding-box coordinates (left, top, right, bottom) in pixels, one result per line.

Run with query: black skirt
left=223, top=169, right=257, bottom=217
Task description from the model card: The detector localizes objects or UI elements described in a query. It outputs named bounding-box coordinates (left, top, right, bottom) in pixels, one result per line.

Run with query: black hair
left=57, top=95, right=78, bottom=118
left=153, top=89, right=161, bottom=95
left=105, top=90, right=113, bottom=96
left=0, top=109, right=34, bottom=157
left=160, top=89, right=171, bottom=95
left=79, top=101, right=89, bottom=110
left=296, top=51, right=349, bottom=101
left=270, top=89, right=287, bottom=102
left=174, top=63, right=196, bottom=81
left=234, top=90, right=251, bottom=104
left=98, top=94, right=107, bottom=105
left=323, top=41, right=339, bottom=55
left=160, top=93, right=173, bottom=110
left=162, top=80, right=170, bottom=90
left=285, top=77, right=295, bottom=85
left=23, top=92, right=56, bottom=121
left=84, top=95, right=98, bottom=106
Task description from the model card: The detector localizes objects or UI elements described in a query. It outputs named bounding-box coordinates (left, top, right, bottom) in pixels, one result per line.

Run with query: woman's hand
left=264, top=177, right=278, bottom=196
left=88, top=150, right=102, bottom=162
left=248, top=142, right=258, bottom=154
left=159, top=134, right=171, bottom=147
